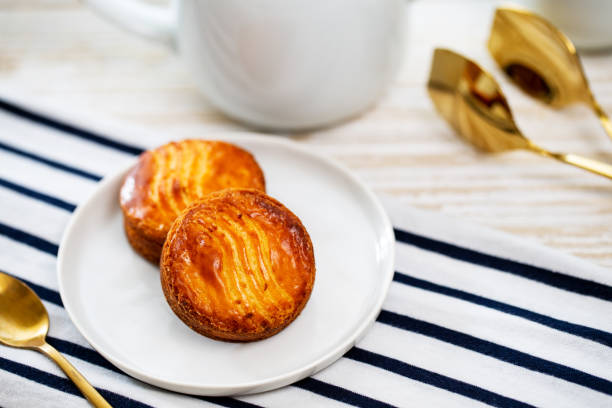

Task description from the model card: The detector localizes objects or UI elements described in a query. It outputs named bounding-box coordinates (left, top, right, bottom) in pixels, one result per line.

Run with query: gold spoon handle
left=528, top=143, right=612, bottom=179
left=38, top=342, right=112, bottom=408
left=591, top=99, right=612, bottom=142
left=553, top=153, right=612, bottom=179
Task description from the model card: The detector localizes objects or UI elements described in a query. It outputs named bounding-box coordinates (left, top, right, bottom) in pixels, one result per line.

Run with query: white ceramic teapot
left=87, top=0, right=407, bottom=130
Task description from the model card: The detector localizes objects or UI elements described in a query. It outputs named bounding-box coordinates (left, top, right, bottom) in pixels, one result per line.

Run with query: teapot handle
left=85, top=0, right=176, bottom=48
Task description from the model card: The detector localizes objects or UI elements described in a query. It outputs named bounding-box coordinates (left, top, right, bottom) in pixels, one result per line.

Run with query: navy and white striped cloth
left=0, top=96, right=610, bottom=407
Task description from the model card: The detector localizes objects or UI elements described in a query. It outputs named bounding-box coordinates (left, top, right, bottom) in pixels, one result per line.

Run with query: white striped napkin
left=0, top=96, right=610, bottom=408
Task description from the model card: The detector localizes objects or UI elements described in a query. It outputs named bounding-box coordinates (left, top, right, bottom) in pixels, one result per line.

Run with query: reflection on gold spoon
left=427, top=48, right=612, bottom=179
left=488, top=7, right=612, bottom=141
left=0, top=271, right=112, bottom=407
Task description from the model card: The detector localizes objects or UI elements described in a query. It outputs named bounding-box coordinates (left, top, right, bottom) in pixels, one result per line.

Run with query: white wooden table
left=1, top=0, right=611, bottom=268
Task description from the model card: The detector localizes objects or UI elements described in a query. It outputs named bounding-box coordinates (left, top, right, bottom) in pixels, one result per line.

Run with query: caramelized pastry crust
left=160, top=189, right=315, bottom=342
left=119, top=140, right=266, bottom=263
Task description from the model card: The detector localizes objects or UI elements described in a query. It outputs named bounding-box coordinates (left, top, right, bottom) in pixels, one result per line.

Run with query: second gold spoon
left=0, top=271, right=112, bottom=407
left=488, top=7, right=612, bottom=142
left=427, top=48, right=612, bottom=180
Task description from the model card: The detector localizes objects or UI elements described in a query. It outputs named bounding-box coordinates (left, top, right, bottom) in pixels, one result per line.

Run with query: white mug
left=86, top=0, right=407, bottom=130
left=515, top=0, right=612, bottom=51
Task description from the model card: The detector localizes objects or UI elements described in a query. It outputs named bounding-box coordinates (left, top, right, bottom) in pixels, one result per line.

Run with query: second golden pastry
left=119, top=139, right=266, bottom=263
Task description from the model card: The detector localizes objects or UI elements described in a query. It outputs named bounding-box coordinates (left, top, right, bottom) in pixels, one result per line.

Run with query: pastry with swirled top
left=119, top=140, right=266, bottom=263
left=160, top=188, right=315, bottom=342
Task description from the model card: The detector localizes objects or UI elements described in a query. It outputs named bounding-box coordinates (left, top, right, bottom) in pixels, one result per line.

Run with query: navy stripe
left=199, top=397, right=263, bottom=408
left=0, top=356, right=153, bottom=408
left=394, top=228, right=612, bottom=302
left=393, top=272, right=612, bottom=347
left=0, top=221, right=58, bottom=255
left=47, top=335, right=129, bottom=375
left=0, top=140, right=102, bottom=181
left=0, top=271, right=64, bottom=307
left=377, top=310, right=612, bottom=395
left=47, top=337, right=262, bottom=408
left=0, top=177, right=76, bottom=212
left=346, top=348, right=533, bottom=408
left=0, top=98, right=144, bottom=156
left=295, top=377, right=396, bottom=408
left=25, top=279, right=63, bottom=308
left=48, top=336, right=117, bottom=372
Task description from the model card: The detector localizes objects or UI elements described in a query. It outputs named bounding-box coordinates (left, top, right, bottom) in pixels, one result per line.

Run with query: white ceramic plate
left=57, top=135, right=395, bottom=396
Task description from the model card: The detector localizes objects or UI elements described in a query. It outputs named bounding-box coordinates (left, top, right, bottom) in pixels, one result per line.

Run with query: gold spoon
left=0, top=271, right=112, bottom=408
left=488, top=7, right=612, bottom=141
left=427, top=48, right=612, bottom=180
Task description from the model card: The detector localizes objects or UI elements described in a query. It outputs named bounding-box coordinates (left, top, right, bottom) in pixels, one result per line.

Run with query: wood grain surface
left=1, top=0, right=610, bottom=268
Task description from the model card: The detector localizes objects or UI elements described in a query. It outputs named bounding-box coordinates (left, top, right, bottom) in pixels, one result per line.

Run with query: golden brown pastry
left=119, top=140, right=266, bottom=263
left=160, top=188, right=315, bottom=342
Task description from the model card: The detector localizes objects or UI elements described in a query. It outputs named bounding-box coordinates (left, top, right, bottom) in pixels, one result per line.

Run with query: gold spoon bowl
left=0, top=271, right=112, bottom=407
left=427, top=48, right=612, bottom=180
left=488, top=7, right=612, bottom=141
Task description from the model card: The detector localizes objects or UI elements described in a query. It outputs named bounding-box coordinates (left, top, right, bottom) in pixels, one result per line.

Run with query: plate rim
left=57, top=133, right=395, bottom=395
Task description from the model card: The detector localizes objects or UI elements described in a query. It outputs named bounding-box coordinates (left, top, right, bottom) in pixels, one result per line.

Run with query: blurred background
left=1, top=0, right=611, bottom=268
